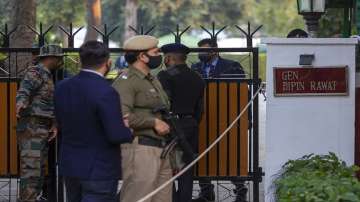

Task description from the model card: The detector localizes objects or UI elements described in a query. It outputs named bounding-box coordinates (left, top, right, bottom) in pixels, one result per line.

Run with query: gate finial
left=235, top=22, right=262, bottom=48
left=27, top=22, right=53, bottom=47
left=200, top=21, right=227, bottom=44
left=128, top=25, right=156, bottom=35
left=58, top=23, right=84, bottom=48
left=0, top=24, right=17, bottom=47
left=167, top=24, right=191, bottom=44
left=91, top=24, right=120, bottom=47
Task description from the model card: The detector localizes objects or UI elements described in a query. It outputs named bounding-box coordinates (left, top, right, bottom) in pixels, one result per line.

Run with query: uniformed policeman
left=16, top=44, right=64, bottom=202
left=112, top=35, right=172, bottom=202
left=158, top=43, right=205, bottom=202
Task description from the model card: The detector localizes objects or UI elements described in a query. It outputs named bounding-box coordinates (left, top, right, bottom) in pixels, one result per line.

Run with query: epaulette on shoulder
left=113, top=70, right=129, bottom=83
left=119, top=70, right=129, bottom=79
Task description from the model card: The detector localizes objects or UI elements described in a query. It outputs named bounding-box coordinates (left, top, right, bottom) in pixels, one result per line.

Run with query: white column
left=263, top=38, right=357, bottom=202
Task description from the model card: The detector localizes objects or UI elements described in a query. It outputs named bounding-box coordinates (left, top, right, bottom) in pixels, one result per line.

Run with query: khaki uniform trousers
left=120, top=137, right=172, bottom=202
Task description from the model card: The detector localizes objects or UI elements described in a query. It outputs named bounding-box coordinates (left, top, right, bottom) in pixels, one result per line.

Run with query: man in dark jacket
left=191, top=38, right=245, bottom=79
left=55, top=41, right=132, bottom=202
left=192, top=38, right=248, bottom=202
left=158, top=43, right=205, bottom=202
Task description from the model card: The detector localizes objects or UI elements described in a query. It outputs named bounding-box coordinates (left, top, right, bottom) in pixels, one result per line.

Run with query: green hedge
left=1, top=52, right=267, bottom=81
left=273, top=153, right=360, bottom=202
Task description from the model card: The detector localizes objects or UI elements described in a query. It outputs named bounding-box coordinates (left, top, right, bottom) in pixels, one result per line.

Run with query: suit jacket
left=55, top=71, right=132, bottom=180
left=191, top=56, right=245, bottom=78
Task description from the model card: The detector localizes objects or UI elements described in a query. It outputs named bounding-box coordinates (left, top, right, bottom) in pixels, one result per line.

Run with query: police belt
left=137, top=136, right=166, bottom=148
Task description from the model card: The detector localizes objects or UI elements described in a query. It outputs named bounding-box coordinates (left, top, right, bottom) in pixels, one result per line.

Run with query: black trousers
left=174, top=166, right=195, bottom=202
left=42, top=139, right=56, bottom=201
left=198, top=178, right=247, bottom=194
left=173, top=118, right=198, bottom=202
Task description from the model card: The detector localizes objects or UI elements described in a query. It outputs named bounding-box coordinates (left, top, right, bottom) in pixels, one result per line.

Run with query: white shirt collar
left=81, top=69, right=104, bottom=77
left=210, top=56, right=219, bottom=66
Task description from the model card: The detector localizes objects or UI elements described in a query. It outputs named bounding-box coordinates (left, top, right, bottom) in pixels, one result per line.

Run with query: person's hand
left=154, top=118, right=170, bottom=136
left=123, top=114, right=134, bottom=133
left=48, top=126, right=58, bottom=142
left=16, top=103, right=26, bottom=118
left=123, top=114, right=130, bottom=128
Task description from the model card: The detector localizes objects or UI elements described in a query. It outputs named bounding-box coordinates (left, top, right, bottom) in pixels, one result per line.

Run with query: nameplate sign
left=274, top=67, right=348, bottom=96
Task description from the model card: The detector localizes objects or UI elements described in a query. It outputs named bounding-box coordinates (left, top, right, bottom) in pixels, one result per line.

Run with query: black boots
left=192, top=191, right=215, bottom=202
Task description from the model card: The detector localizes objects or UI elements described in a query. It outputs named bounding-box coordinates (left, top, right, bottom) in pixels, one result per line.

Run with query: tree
left=138, top=0, right=249, bottom=38
left=4, top=0, right=321, bottom=49
left=0, top=0, right=10, bottom=26
left=9, top=0, right=37, bottom=47
left=318, top=8, right=344, bottom=37
left=101, top=0, right=124, bottom=43
left=85, top=0, right=102, bottom=41
left=251, top=0, right=304, bottom=37
left=9, top=0, right=37, bottom=75
left=37, top=0, right=85, bottom=46
left=35, top=0, right=360, bottom=46
left=123, top=0, right=138, bottom=43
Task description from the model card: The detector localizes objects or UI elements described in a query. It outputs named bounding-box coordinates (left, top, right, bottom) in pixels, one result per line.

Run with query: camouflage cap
left=38, top=44, right=64, bottom=57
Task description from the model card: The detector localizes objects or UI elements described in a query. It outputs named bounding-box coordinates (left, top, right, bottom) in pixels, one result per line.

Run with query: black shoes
left=192, top=187, right=248, bottom=202
left=233, top=187, right=248, bottom=202
left=192, top=191, right=215, bottom=202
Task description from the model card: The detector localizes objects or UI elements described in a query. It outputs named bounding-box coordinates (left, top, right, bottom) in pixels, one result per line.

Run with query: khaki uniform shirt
left=112, top=66, right=169, bottom=140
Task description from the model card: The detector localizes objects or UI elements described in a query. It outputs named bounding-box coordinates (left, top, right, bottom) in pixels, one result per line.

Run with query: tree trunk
left=8, top=0, right=36, bottom=77
left=123, top=0, right=138, bottom=43
left=85, top=0, right=102, bottom=42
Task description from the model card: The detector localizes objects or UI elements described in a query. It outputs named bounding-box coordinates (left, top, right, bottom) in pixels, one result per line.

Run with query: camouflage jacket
left=16, top=63, right=55, bottom=119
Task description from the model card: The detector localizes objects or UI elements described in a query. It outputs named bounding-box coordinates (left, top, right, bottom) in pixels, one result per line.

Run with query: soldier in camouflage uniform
left=16, top=45, right=64, bottom=202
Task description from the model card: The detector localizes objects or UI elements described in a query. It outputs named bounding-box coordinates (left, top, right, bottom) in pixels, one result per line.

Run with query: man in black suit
left=191, top=38, right=245, bottom=78
left=191, top=38, right=248, bottom=202
left=55, top=41, right=133, bottom=202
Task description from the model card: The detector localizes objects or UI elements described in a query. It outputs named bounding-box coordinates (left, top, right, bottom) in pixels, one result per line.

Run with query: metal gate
left=0, top=22, right=263, bottom=202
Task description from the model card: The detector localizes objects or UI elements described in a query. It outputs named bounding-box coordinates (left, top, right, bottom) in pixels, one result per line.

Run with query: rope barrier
left=137, top=83, right=264, bottom=202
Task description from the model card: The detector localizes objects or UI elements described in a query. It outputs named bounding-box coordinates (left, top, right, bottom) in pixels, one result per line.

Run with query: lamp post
left=297, top=0, right=326, bottom=37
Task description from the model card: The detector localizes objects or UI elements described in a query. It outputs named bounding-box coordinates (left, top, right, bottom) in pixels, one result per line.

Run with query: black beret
left=161, top=43, right=190, bottom=54
left=287, top=29, right=308, bottom=38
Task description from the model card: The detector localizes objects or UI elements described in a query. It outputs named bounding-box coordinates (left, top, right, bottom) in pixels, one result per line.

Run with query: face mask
left=145, top=53, right=163, bottom=69
left=104, top=62, right=111, bottom=77
left=198, top=53, right=212, bottom=63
